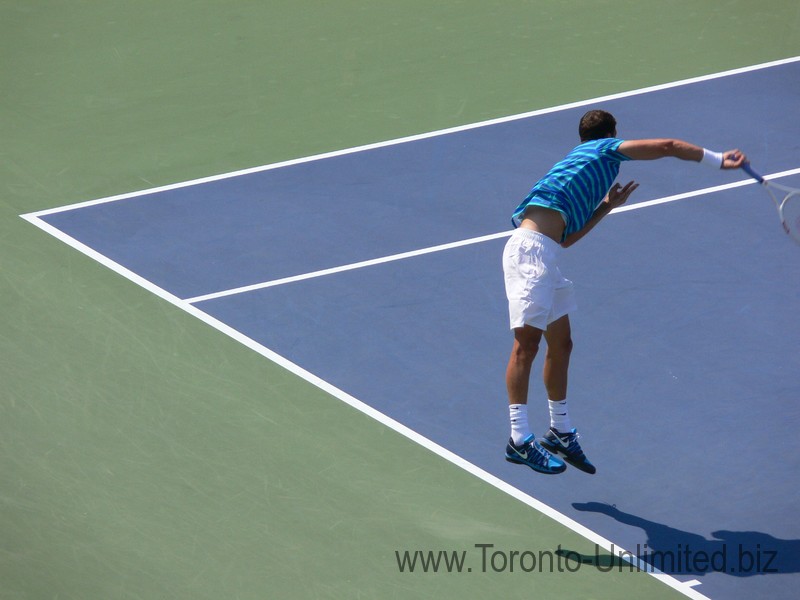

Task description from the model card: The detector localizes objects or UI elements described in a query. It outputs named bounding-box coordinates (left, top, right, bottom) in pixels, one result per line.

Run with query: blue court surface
left=26, top=59, right=800, bottom=600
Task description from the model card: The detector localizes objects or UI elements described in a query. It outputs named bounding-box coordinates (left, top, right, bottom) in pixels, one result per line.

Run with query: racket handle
left=741, top=162, right=765, bottom=183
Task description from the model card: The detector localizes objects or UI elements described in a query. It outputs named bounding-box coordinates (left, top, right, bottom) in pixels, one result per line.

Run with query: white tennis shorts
left=502, top=228, right=577, bottom=330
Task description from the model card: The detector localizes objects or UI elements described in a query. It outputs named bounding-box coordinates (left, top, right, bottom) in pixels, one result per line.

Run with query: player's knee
left=547, top=336, right=573, bottom=358
left=512, top=336, right=540, bottom=363
left=519, top=340, right=539, bottom=357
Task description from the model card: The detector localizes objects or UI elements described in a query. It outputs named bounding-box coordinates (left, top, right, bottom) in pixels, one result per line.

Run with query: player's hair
left=579, top=110, right=617, bottom=142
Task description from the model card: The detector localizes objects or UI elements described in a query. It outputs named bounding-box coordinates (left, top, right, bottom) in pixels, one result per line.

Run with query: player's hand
left=721, top=150, right=746, bottom=169
left=605, top=180, right=639, bottom=209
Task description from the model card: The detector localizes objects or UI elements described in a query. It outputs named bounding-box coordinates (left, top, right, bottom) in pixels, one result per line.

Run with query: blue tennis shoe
left=539, top=427, right=596, bottom=474
left=505, top=434, right=566, bottom=474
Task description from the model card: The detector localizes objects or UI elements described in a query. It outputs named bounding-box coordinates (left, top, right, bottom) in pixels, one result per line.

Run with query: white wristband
left=701, top=148, right=724, bottom=168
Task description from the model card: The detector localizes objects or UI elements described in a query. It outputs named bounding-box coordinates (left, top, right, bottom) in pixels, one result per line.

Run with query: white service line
left=613, top=167, right=800, bottom=214
left=184, top=231, right=512, bottom=304
left=186, top=168, right=800, bottom=304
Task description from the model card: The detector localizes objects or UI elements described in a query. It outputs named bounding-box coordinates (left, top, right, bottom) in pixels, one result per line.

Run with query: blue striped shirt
left=511, top=138, right=631, bottom=239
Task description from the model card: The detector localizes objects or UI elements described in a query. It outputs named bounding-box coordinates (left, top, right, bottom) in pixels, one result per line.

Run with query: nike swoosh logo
left=510, top=446, right=528, bottom=460
left=552, top=435, right=571, bottom=449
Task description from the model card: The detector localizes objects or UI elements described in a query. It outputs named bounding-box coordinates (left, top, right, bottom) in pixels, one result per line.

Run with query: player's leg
left=502, top=230, right=565, bottom=474
left=538, top=314, right=596, bottom=474
left=542, top=313, right=572, bottom=402
left=504, top=328, right=566, bottom=474
left=505, top=324, right=542, bottom=407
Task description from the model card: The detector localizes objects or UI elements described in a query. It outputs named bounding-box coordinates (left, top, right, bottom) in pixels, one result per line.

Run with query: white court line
left=20, top=57, right=800, bottom=600
left=21, top=55, right=800, bottom=220
left=613, top=167, right=800, bottom=213
left=184, top=231, right=512, bottom=304
left=185, top=167, right=800, bottom=304
left=18, top=210, right=712, bottom=600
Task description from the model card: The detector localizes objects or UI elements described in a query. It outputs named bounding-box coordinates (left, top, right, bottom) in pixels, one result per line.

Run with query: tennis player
left=503, top=109, right=746, bottom=474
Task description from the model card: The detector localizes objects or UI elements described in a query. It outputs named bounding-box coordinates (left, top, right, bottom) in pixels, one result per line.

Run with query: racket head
left=779, top=191, right=800, bottom=244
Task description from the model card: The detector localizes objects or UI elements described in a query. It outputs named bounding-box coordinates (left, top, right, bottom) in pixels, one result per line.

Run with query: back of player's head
left=579, top=110, right=617, bottom=141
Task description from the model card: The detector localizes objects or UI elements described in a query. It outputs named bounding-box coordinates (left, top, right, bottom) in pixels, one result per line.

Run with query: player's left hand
left=605, top=180, right=639, bottom=209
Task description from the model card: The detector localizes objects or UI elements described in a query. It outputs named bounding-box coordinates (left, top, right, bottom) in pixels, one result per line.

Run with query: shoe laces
left=529, top=440, right=554, bottom=465
left=558, top=430, right=585, bottom=458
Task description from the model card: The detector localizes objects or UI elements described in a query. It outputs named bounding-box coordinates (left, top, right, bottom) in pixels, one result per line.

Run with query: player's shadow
left=559, top=502, right=800, bottom=577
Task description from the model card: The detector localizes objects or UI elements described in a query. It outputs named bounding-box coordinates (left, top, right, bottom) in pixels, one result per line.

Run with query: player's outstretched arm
left=618, top=139, right=746, bottom=169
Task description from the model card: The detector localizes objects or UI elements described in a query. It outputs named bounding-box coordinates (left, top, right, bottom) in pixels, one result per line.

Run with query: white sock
left=509, top=404, right=531, bottom=445
left=548, top=399, right=572, bottom=433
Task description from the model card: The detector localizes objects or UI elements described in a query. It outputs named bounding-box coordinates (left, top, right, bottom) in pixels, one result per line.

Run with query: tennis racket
left=741, top=163, right=800, bottom=245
